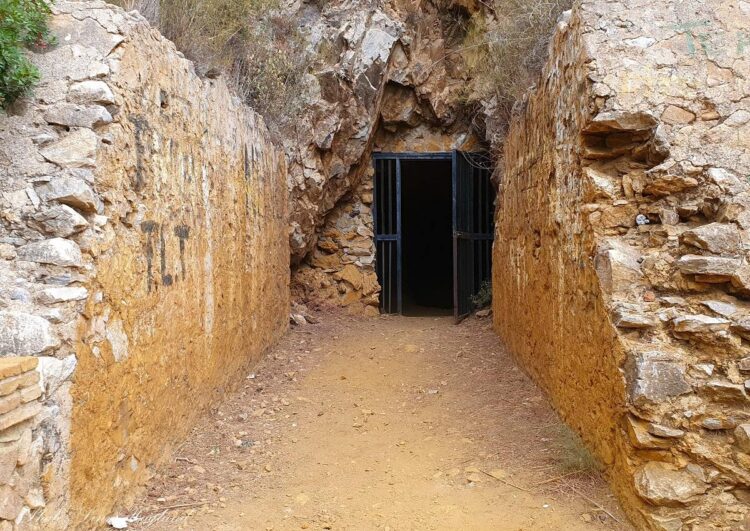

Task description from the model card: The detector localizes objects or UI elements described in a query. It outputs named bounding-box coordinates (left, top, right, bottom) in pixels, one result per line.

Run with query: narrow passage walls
left=0, top=1, right=288, bottom=527
left=494, top=1, right=750, bottom=528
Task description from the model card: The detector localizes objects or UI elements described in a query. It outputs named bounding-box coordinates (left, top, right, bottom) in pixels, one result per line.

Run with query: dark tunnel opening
left=401, top=159, right=454, bottom=316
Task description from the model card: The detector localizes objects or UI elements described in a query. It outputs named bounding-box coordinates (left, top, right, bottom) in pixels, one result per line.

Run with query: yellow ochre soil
left=133, top=309, right=631, bottom=530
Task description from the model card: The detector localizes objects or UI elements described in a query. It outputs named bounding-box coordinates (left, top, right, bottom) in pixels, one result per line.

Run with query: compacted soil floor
left=134, top=309, right=631, bottom=530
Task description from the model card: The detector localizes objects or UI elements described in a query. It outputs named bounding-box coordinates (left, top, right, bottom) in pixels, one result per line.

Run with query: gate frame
left=372, top=151, right=493, bottom=319
left=372, top=152, right=452, bottom=316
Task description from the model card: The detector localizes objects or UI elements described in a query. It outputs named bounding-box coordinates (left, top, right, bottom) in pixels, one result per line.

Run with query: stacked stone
left=294, top=178, right=381, bottom=315
left=587, top=109, right=750, bottom=527
left=0, top=358, right=44, bottom=529
left=575, top=0, right=750, bottom=525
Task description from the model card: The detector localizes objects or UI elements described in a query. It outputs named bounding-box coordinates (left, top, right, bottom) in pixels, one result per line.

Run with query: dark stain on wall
left=175, top=225, right=190, bottom=281
left=159, top=227, right=173, bottom=287
left=141, top=220, right=158, bottom=293
left=141, top=220, right=190, bottom=291
left=129, top=116, right=148, bottom=192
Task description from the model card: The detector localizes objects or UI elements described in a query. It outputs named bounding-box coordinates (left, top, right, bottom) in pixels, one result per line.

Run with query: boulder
left=333, top=264, right=363, bottom=291
left=700, top=300, right=738, bottom=318
left=583, top=111, right=658, bottom=133
left=702, top=417, right=736, bottom=430
left=43, top=103, right=112, bottom=128
left=612, top=305, right=657, bottom=329
left=36, top=355, right=77, bottom=396
left=708, top=167, right=748, bottom=195
left=600, top=203, right=638, bottom=229
left=634, top=462, right=708, bottom=506
left=626, top=416, right=672, bottom=449
left=661, top=105, right=696, bottom=125
left=648, top=423, right=685, bottom=439
left=36, top=286, right=88, bottom=305
left=380, top=83, right=420, bottom=126
left=17, top=238, right=83, bottom=267
left=731, top=319, right=750, bottom=340
left=681, top=223, right=742, bottom=255
left=700, top=380, right=748, bottom=402
left=595, top=240, right=643, bottom=293
left=672, top=314, right=730, bottom=335
left=0, top=312, right=59, bottom=356
left=644, top=174, right=700, bottom=197
left=583, top=167, right=619, bottom=201
left=730, top=266, right=750, bottom=293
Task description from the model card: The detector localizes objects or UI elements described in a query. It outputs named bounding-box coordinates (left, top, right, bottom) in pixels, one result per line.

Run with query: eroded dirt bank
left=132, top=310, right=630, bottom=530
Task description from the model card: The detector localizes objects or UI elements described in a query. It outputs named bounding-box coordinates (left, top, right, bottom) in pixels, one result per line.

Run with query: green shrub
left=0, top=0, right=55, bottom=108
left=462, top=0, right=573, bottom=139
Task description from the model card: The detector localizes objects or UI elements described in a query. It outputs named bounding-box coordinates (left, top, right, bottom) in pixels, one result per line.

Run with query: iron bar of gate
left=396, top=158, right=403, bottom=314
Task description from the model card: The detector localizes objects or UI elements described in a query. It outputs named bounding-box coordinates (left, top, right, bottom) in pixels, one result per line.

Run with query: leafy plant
left=471, top=280, right=492, bottom=309
left=0, top=0, right=55, bottom=107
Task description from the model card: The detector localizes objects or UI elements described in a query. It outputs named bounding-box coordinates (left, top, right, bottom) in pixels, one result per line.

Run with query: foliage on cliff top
left=0, top=0, right=55, bottom=108
left=463, top=0, right=572, bottom=140
left=114, top=0, right=309, bottom=131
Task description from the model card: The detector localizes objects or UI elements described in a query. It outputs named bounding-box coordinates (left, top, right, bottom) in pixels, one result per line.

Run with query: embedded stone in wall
left=17, top=238, right=83, bottom=268
left=0, top=313, right=59, bottom=357
left=634, top=462, right=708, bottom=507
left=292, top=177, right=380, bottom=315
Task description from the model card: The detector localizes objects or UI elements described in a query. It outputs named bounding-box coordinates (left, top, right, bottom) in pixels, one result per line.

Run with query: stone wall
left=0, top=1, right=288, bottom=527
left=494, top=0, right=750, bottom=528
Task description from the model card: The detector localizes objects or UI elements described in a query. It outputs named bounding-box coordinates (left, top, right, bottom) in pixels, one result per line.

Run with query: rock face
left=288, top=0, right=481, bottom=310
left=0, top=1, right=288, bottom=527
left=493, top=0, right=750, bottom=528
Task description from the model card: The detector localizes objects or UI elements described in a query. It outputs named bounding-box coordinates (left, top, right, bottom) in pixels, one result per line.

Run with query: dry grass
left=110, top=0, right=309, bottom=132
left=462, top=0, right=573, bottom=141
left=553, top=424, right=602, bottom=474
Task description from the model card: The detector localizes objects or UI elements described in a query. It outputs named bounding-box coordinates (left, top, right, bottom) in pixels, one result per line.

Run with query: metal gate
left=373, top=156, right=401, bottom=314
left=373, top=151, right=495, bottom=320
left=452, top=151, right=495, bottom=322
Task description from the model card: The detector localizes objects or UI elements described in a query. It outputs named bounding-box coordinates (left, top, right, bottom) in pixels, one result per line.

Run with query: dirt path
left=135, top=310, right=630, bottom=530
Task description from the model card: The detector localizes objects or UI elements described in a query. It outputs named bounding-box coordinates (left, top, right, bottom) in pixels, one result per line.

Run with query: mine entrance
left=373, top=152, right=495, bottom=320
